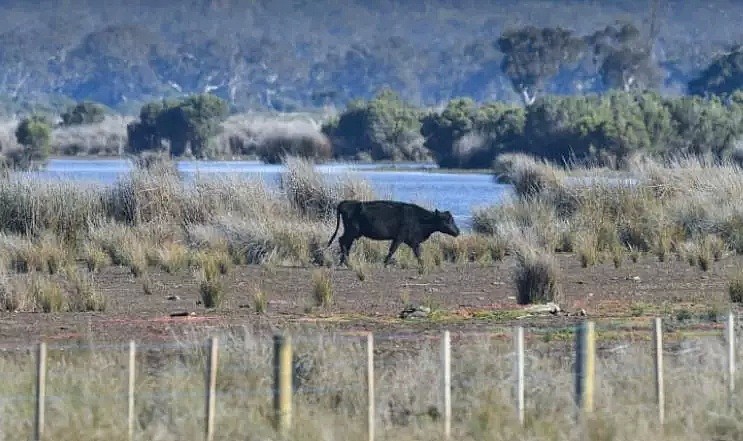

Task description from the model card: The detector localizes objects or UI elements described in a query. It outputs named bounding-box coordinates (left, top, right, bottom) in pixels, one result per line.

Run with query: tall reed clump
left=493, top=153, right=566, bottom=199
left=197, top=252, right=226, bottom=308
left=102, top=163, right=183, bottom=225
left=279, top=155, right=376, bottom=220
left=0, top=177, right=105, bottom=242
left=255, top=120, right=333, bottom=164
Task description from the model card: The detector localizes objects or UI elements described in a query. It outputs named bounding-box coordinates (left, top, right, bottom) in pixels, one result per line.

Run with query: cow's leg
left=339, top=233, right=355, bottom=266
left=384, top=239, right=402, bottom=267
left=411, top=243, right=424, bottom=268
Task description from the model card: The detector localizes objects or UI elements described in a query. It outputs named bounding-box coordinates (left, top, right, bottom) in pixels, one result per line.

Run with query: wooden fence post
left=205, top=337, right=219, bottom=441
left=575, top=321, right=595, bottom=417
left=728, top=311, right=736, bottom=409
left=34, top=342, right=47, bottom=441
left=273, top=334, right=293, bottom=435
left=514, top=326, right=525, bottom=427
left=366, top=332, right=375, bottom=441
left=441, top=330, right=451, bottom=439
left=128, top=341, right=136, bottom=441
left=653, top=317, right=664, bottom=426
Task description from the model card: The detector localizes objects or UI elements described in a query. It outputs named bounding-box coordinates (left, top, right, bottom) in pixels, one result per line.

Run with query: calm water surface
left=36, top=158, right=512, bottom=229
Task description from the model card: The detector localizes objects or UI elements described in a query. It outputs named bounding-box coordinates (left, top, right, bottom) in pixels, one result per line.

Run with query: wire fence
left=0, top=312, right=740, bottom=441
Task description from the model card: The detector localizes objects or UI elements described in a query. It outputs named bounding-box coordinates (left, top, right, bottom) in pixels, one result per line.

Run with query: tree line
left=4, top=34, right=740, bottom=171
left=323, top=88, right=743, bottom=169
left=9, top=81, right=741, bottom=172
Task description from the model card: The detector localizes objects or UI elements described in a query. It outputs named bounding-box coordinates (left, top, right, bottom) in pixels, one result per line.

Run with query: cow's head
left=434, top=209, right=460, bottom=237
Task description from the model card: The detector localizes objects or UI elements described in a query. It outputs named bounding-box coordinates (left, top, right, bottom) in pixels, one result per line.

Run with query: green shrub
left=11, top=115, right=52, bottom=170
left=126, top=94, right=229, bottom=158
left=60, top=101, right=107, bottom=126
left=323, top=88, right=427, bottom=161
left=421, top=98, right=524, bottom=168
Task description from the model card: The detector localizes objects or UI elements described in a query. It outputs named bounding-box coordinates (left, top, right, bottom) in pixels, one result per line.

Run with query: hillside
left=0, top=0, right=740, bottom=115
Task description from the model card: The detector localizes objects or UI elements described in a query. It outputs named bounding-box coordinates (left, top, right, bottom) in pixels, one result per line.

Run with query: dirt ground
left=0, top=251, right=738, bottom=351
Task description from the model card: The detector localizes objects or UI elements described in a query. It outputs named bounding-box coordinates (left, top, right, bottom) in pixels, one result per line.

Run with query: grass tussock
left=438, top=234, right=507, bottom=264
left=103, top=166, right=184, bottom=225
left=147, top=240, right=191, bottom=273
left=0, top=233, right=71, bottom=275
left=199, top=269, right=225, bottom=308
left=252, top=284, right=268, bottom=314
left=311, top=268, right=333, bottom=308
left=512, top=241, right=561, bottom=305
left=729, top=268, right=743, bottom=303
left=0, top=273, right=66, bottom=313
left=29, top=273, right=64, bottom=313
left=0, top=268, right=107, bottom=313
left=65, top=268, right=106, bottom=312
left=89, top=223, right=148, bottom=276
left=81, top=242, right=111, bottom=273
left=493, top=153, right=566, bottom=199
left=279, top=155, right=376, bottom=220
left=192, top=247, right=230, bottom=308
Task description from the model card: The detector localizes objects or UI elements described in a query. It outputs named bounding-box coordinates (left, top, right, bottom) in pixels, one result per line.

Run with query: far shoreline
left=43, top=155, right=494, bottom=176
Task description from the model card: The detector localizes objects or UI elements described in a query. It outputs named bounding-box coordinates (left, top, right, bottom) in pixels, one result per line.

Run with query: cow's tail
left=327, top=203, right=343, bottom=247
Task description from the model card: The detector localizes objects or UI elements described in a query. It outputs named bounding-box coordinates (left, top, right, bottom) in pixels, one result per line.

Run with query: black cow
left=326, top=200, right=461, bottom=267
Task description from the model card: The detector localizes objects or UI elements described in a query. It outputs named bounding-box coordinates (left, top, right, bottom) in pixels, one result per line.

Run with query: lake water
left=34, top=158, right=512, bottom=229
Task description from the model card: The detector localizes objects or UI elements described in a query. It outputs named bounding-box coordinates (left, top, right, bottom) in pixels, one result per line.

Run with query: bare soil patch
left=0, top=252, right=737, bottom=350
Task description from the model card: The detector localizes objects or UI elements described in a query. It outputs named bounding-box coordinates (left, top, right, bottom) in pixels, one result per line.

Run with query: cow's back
left=354, top=200, right=407, bottom=239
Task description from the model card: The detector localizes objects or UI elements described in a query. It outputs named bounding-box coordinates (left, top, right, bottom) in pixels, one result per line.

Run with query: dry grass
left=215, top=112, right=330, bottom=159
left=196, top=249, right=227, bottom=308
left=0, top=176, right=104, bottom=241
left=0, top=326, right=740, bottom=440
left=0, top=264, right=107, bottom=313
left=493, top=153, right=567, bottom=199
left=311, top=268, right=334, bottom=308
left=51, top=115, right=131, bottom=156
left=0, top=154, right=510, bottom=297
left=730, top=268, right=743, bottom=303
left=279, top=155, right=376, bottom=220
left=0, top=153, right=482, bottom=276
left=480, top=153, right=743, bottom=273
left=4, top=150, right=743, bottom=292
left=65, top=267, right=106, bottom=312
left=252, top=285, right=268, bottom=314
left=512, top=240, right=561, bottom=305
